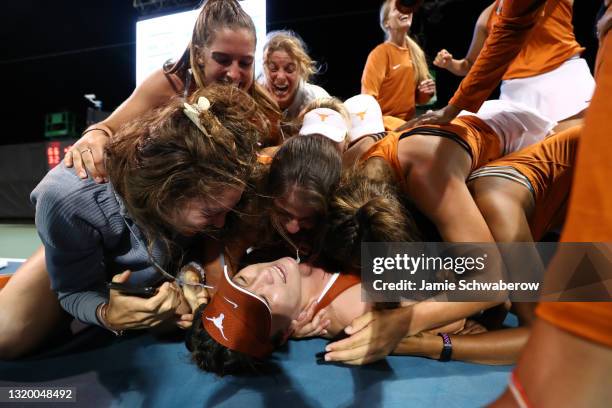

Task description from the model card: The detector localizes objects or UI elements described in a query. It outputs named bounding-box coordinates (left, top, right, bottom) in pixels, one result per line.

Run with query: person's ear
left=194, top=45, right=206, bottom=66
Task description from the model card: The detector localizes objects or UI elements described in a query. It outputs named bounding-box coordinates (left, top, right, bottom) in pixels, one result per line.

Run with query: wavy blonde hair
left=380, top=0, right=431, bottom=86
left=263, top=30, right=318, bottom=83
left=298, top=97, right=350, bottom=125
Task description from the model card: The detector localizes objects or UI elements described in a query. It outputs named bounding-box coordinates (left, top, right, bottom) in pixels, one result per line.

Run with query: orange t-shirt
left=450, top=0, right=548, bottom=112
left=362, top=42, right=431, bottom=120
left=482, top=125, right=580, bottom=240
left=537, top=20, right=612, bottom=348
left=314, top=273, right=361, bottom=314
left=361, top=115, right=502, bottom=189
left=487, top=0, right=584, bottom=80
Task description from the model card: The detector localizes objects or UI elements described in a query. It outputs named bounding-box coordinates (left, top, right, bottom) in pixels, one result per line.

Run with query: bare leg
left=552, top=110, right=585, bottom=134
left=0, top=245, right=69, bottom=359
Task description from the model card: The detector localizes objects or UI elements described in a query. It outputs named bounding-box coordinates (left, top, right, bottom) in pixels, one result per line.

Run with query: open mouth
left=272, top=83, right=289, bottom=97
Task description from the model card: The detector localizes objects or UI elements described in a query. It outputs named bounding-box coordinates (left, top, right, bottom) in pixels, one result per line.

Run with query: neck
left=388, top=29, right=408, bottom=47
left=299, top=264, right=333, bottom=310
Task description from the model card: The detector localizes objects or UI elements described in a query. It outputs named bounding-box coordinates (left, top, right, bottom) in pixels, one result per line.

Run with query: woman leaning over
left=67, top=0, right=280, bottom=182
left=0, top=85, right=264, bottom=359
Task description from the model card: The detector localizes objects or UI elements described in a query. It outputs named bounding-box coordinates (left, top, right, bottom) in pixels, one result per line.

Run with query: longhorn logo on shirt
left=317, top=113, right=331, bottom=122
left=206, top=313, right=228, bottom=340
left=355, top=110, right=368, bottom=121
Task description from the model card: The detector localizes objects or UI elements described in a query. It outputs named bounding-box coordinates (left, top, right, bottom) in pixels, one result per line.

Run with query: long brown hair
left=265, top=134, right=342, bottom=258
left=165, top=0, right=280, bottom=142
left=325, top=168, right=425, bottom=270
left=106, top=84, right=263, bottom=255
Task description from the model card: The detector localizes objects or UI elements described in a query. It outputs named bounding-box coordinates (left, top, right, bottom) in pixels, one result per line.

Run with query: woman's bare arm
left=434, top=3, right=495, bottom=76
left=65, top=69, right=179, bottom=181
left=394, top=327, right=529, bottom=365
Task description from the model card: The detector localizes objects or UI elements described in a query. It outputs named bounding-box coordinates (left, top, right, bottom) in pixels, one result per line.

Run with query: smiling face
left=232, top=257, right=302, bottom=336
left=198, top=27, right=255, bottom=90
left=264, top=49, right=300, bottom=110
left=170, top=185, right=244, bottom=236
left=385, top=2, right=413, bottom=32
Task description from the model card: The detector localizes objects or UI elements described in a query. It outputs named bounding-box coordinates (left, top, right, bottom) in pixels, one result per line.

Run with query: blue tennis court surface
left=0, top=259, right=25, bottom=275
left=0, top=260, right=513, bottom=407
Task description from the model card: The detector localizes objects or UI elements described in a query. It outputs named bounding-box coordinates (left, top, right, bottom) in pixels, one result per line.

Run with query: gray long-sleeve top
left=31, top=163, right=184, bottom=326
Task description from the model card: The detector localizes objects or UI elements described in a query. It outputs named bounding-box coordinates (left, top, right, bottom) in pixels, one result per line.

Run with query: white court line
left=0, top=258, right=26, bottom=262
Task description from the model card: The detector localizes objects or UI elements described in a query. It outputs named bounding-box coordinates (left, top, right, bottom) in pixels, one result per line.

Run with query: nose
left=225, top=62, right=241, bottom=85
left=275, top=70, right=286, bottom=81
left=285, top=219, right=300, bottom=235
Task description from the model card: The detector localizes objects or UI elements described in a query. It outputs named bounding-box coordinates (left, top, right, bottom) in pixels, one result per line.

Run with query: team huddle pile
left=1, top=1, right=611, bottom=403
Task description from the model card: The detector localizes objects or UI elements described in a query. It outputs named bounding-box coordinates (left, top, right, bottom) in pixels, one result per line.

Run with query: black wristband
left=438, top=333, right=452, bottom=362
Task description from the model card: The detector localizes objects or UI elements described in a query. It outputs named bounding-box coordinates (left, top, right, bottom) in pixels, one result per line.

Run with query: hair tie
left=183, top=96, right=212, bottom=137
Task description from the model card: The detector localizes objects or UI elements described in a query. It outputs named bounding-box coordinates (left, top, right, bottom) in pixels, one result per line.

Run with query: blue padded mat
left=0, top=259, right=513, bottom=407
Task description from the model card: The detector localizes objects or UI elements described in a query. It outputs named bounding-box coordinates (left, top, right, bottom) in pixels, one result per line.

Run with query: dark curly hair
left=186, top=302, right=284, bottom=377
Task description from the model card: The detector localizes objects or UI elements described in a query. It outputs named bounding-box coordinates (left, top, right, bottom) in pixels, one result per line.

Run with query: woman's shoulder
left=302, top=82, right=330, bottom=99
left=32, top=164, right=91, bottom=202
left=31, top=164, right=117, bottom=223
left=365, top=42, right=396, bottom=65
left=371, top=42, right=395, bottom=55
left=138, top=68, right=184, bottom=101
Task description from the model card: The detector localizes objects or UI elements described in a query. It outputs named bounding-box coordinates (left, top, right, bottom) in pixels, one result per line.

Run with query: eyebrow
left=233, top=274, right=271, bottom=307
left=234, top=275, right=247, bottom=286
left=276, top=205, right=315, bottom=222
left=211, top=51, right=254, bottom=60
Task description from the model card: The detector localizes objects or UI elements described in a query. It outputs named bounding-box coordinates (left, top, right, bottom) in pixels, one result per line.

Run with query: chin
left=277, top=95, right=294, bottom=109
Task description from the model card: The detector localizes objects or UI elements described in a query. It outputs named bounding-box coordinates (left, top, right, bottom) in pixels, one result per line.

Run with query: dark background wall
left=0, top=0, right=603, bottom=146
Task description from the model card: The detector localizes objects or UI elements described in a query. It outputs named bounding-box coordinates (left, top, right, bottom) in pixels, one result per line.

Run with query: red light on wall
left=45, top=142, right=75, bottom=170
left=47, top=142, right=61, bottom=169
left=45, top=142, right=73, bottom=170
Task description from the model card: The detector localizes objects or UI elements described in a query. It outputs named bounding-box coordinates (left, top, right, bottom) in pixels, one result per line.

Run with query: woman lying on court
left=185, top=247, right=472, bottom=376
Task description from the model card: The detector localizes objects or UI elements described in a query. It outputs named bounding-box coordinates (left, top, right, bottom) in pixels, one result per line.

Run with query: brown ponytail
left=325, top=170, right=424, bottom=269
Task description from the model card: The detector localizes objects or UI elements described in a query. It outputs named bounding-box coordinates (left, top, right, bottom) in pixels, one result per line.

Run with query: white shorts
left=500, top=57, right=595, bottom=122
left=459, top=99, right=557, bottom=155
